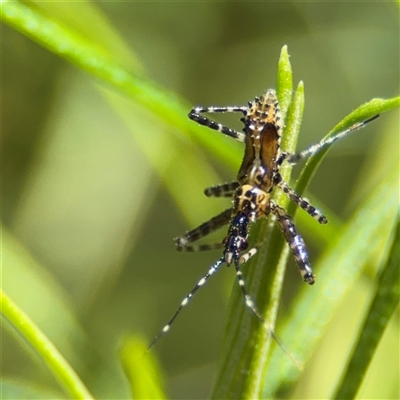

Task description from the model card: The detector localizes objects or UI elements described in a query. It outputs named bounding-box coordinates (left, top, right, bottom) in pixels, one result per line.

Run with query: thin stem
left=1, top=290, right=94, bottom=399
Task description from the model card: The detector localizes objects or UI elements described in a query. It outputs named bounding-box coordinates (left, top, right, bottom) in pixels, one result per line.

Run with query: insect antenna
left=148, top=257, right=225, bottom=350
left=234, top=261, right=303, bottom=370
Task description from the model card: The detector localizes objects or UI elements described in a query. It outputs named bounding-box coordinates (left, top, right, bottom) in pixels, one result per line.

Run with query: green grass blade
left=120, top=336, right=167, bottom=400
left=1, top=290, right=94, bottom=399
left=276, top=44, right=293, bottom=122
left=242, top=80, right=305, bottom=400
left=2, top=225, right=93, bottom=374
left=263, top=169, right=398, bottom=397
left=0, top=0, right=238, bottom=171
left=332, top=217, right=400, bottom=400
left=28, top=0, right=144, bottom=72
left=211, top=47, right=300, bottom=399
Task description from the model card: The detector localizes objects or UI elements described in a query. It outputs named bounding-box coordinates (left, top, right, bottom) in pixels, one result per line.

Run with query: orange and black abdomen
left=260, top=122, right=281, bottom=191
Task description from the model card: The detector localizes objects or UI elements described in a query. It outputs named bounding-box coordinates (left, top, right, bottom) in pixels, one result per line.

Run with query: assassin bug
left=149, top=89, right=378, bottom=349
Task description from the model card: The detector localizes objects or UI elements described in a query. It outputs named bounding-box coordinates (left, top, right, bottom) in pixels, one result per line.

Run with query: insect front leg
left=175, top=208, right=232, bottom=252
left=148, top=258, right=225, bottom=349
left=189, top=105, right=247, bottom=142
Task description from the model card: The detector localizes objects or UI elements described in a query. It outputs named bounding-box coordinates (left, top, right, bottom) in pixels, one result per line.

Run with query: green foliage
left=1, top=1, right=399, bottom=399
left=1, top=289, right=93, bottom=399
left=120, top=336, right=166, bottom=399
left=333, top=219, right=399, bottom=399
left=264, top=168, right=398, bottom=398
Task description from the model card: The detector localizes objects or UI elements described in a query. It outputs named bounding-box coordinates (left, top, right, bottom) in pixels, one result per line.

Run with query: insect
left=148, top=89, right=378, bottom=349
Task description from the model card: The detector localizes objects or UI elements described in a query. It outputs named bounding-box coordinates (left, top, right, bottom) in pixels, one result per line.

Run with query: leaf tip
left=280, top=44, right=289, bottom=58
left=120, top=334, right=167, bottom=400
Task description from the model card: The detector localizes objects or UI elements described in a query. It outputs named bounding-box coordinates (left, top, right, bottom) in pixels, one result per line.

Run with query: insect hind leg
left=271, top=202, right=315, bottom=285
left=234, top=262, right=264, bottom=320
left=148, top=258, right=225, bottom=350
left=233, top=261, right=302, bottom=368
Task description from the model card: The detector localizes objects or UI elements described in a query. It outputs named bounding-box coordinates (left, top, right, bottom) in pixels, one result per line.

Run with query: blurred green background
left=2, top=2, right=399, bottom=399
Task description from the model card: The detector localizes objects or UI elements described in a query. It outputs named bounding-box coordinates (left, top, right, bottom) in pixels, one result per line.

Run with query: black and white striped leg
left=274, top=173, right=327, bottom=224
left=175, top=208, right=232, bottom=251
left=233, top=261, right=301, bottom=368
left=189, top=106, right=247, bottom=142
left=204, top=181, right=240, bottom=198
left=148, top=258, right=225, bottom=349
left=271, top=203, right=315, bottom=285
left=287, top=114, right=379, bottom=164
left=239, top=247, right=258, bottom=265
left=176, top=243, right=224, bottom=252
left=234, top=262, right=265, bottom=321
left=275, top=151, right=289, bottom=167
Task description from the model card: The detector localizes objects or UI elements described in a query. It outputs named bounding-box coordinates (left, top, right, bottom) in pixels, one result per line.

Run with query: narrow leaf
left=276, top=44, right=293, bottom=122
left=263, top=170, right=398, bottom=397
left=211, top=47, right=298, bottom=399
left=332, top=218, right=400, bottom=399
left=120, top=336, right=167, bottom=400
left=0, top=1, right=238, bottom=170
left=1, top=291, right=94, bottom=399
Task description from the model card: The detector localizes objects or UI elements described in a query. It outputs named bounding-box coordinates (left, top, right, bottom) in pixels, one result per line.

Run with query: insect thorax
left=233, top=184, right=271, bottom=222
